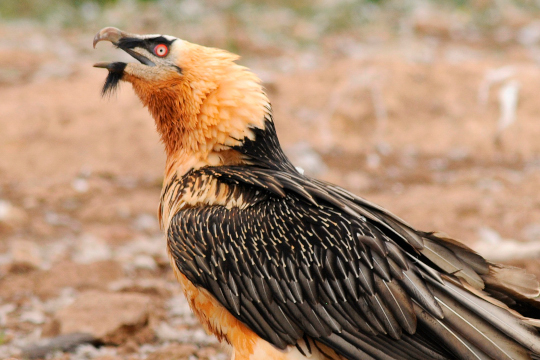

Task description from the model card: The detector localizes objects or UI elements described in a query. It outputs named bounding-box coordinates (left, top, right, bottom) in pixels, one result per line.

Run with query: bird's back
left=165, top=165, right=540, bottom=360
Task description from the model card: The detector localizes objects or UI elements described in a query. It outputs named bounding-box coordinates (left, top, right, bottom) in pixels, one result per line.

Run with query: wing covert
left=166, top=166, right=540, bottom=360
left=167, top=178, right=443, bottom=358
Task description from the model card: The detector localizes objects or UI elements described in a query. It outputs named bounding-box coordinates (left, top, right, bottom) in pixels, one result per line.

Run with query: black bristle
left=101, top=62, right=126, bottom=97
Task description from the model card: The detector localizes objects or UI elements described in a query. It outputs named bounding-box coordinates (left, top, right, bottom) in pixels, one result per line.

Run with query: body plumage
left=94, top=27, right=540, bottom=360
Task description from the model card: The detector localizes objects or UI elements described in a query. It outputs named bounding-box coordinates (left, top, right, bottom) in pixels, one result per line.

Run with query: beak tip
left=93, top=27, right=126, bottom=49
left=93, top=62, right=110, bottom=69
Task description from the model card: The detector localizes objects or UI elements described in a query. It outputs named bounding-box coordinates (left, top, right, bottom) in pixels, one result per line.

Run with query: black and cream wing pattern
left=167, top=166, right=540, bottom=360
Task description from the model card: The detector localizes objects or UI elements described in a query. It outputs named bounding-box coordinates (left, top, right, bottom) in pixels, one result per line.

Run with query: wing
left=167, top=167, right=540, bottom=360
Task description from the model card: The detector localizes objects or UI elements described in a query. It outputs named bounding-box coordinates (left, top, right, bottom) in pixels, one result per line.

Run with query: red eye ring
left=154, top=44, right=169, bottom=57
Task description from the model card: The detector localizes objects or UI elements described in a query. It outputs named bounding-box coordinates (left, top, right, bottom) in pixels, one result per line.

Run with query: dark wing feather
left=167, top=166, right=540, bottom=360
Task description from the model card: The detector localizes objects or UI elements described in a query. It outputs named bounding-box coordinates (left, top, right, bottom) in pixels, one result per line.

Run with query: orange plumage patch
left=126, top=42, right=267, bottom=163
left=171, top=261, right=341, bottom=360
left=171, top=259, right=258, bottom=358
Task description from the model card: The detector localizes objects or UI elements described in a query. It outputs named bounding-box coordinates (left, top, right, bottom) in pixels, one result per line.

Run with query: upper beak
left=93, top=27, right=131, bottom=49
left=93, top=27, right=156, bottom=67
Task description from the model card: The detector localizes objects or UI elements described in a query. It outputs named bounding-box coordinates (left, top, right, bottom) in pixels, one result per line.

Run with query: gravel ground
left=1, top=2, right=540, bottom=359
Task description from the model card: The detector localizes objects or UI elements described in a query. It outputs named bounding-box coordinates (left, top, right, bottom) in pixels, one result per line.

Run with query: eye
left=153, top=44, right=169, bottom=57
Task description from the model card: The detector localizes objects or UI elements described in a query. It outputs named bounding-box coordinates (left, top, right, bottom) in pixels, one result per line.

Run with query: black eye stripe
left=117, top=36, right=175, bottom=53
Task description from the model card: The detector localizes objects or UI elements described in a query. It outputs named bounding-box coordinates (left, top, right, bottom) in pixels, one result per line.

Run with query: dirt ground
left=1, top=5, right=540, bottom=359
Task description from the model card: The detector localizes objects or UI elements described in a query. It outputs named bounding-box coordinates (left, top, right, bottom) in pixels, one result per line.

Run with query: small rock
left=116, top=176, right=138, bottom=189
left=474, top=239, right=540, bottom=261
left=10, top=240, right=42, bottom=269
left=133, top=254, right=157, bottom=270
left=477, top=226, right=502, bottom=244
left=73, top=343, right=115, bottom=359
left=115, top=237, right=167, bottom=265
left=31, top=261, right=122, bottom=299
left=197, top=347, right=227, bottom=360
left=93, top=356, right=122, bottom=360
left=21, top=333, right=97, bottom=360
left=167, top=295, right=197, bottom=323
left=190, top=329, right=218, bottom=346
left=40, top=241, right=70, bottom=269
left=0, top=252, right=12, bottom=267
left=285, top=142, right=328, bottom=176
left=133, top=213, right=159, bottom=232
left=366, top=153, right=380, bottom=169
left=428, top=158, right=448, bottom=171
left=71, top=178, right=89, bottom=193
left=146, top=344, right=198, bottom=360
left=155, top=322, right=184, bottom=342
left=447, top=147, right=470, bottom=161
left=518, top=20, right=540, bottom=45
left=0, top=304, right=16, bottom=326
left=209, top=353, right=228, bottom=360
left=108, top=278, right=174, bottom=297
left=0, top=200, right=27, bottom=229
left=20, top=310, right=46, bottom=324
left=44, top=211, right=73, bottom=227
left=42, top=288, right=76, bottom=314
left=476, top=178, right=503, bottom=192
left=55, top=291, right=151, bottom=341
left=522, top=223, right=540, bottom=242
left=344, top=172, right=371, bottom=192
left=73, top=234, right=112, bottom=264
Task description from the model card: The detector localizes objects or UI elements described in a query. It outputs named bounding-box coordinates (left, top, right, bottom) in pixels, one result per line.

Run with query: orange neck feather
left=127, top=44, right=269, bottom=179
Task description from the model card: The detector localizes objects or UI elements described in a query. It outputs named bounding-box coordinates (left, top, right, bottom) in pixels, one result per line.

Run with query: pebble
left=285, top=142, right=328, bottom=176
left=21, top=333, right=98, bottom=360
left=42, top=288, right=77, bottom=314
left=155, top=322, right=185, bottom=342
left=71, top=178, right=89, bottom=193
left=133, top=213, right=159, bottom=232
left=0, top=200, right=27, bottom=229
left=0, top=304, right=16, bottom=326
left=115, top=236, right=168, bottom=265
left=366, top=153, right=381, bottom=169
left=344, top=172, right=371, bottom=192
left=518, top=20, right=540, bottom=45
left=155, top=322, right=217, bottom=346
left=132, top=254, right=157, bottom=270
left=10, top=239, right=43, bottom=269
left=522, top=223, right=540, bottom=242
left=477, top=226, right=503, bottom=244
left=55, top=291, right=151, bottom=340
left=20, top=310, right=46, bottom=324
left=474, top=238, right=540, bottom=261
left=167, top=295, right=196, bottom=320
left=72, top=234, right=112, bottom=264
left=108, top=278, right=175, bottom=296
left=146, top=343, right=198, bottom=360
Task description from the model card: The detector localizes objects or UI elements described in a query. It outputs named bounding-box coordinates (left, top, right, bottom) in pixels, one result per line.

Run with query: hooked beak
left=93, top=27, right=156, bottom=67
left=93, top=27, right=130, bottom=49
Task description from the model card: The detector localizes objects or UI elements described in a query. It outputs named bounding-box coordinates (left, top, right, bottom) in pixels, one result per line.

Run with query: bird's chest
left=159, top=173, right=243, bottom=230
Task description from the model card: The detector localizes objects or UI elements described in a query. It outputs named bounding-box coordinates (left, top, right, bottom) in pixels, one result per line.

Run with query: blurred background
left=1, top=0, right=540, bottom=359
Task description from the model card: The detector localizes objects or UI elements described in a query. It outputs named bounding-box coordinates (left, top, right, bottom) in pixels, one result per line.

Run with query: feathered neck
left=129, top=43, right=295, bottom=179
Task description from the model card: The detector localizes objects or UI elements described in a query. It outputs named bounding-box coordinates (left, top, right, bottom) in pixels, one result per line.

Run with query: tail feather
left=431, top=285, right=530, bottom=360
left=429, top=276, right=540, bottom=355
left=414, top=302, right=493, bottom=360
left=483, top=265, right=540, bottom=307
